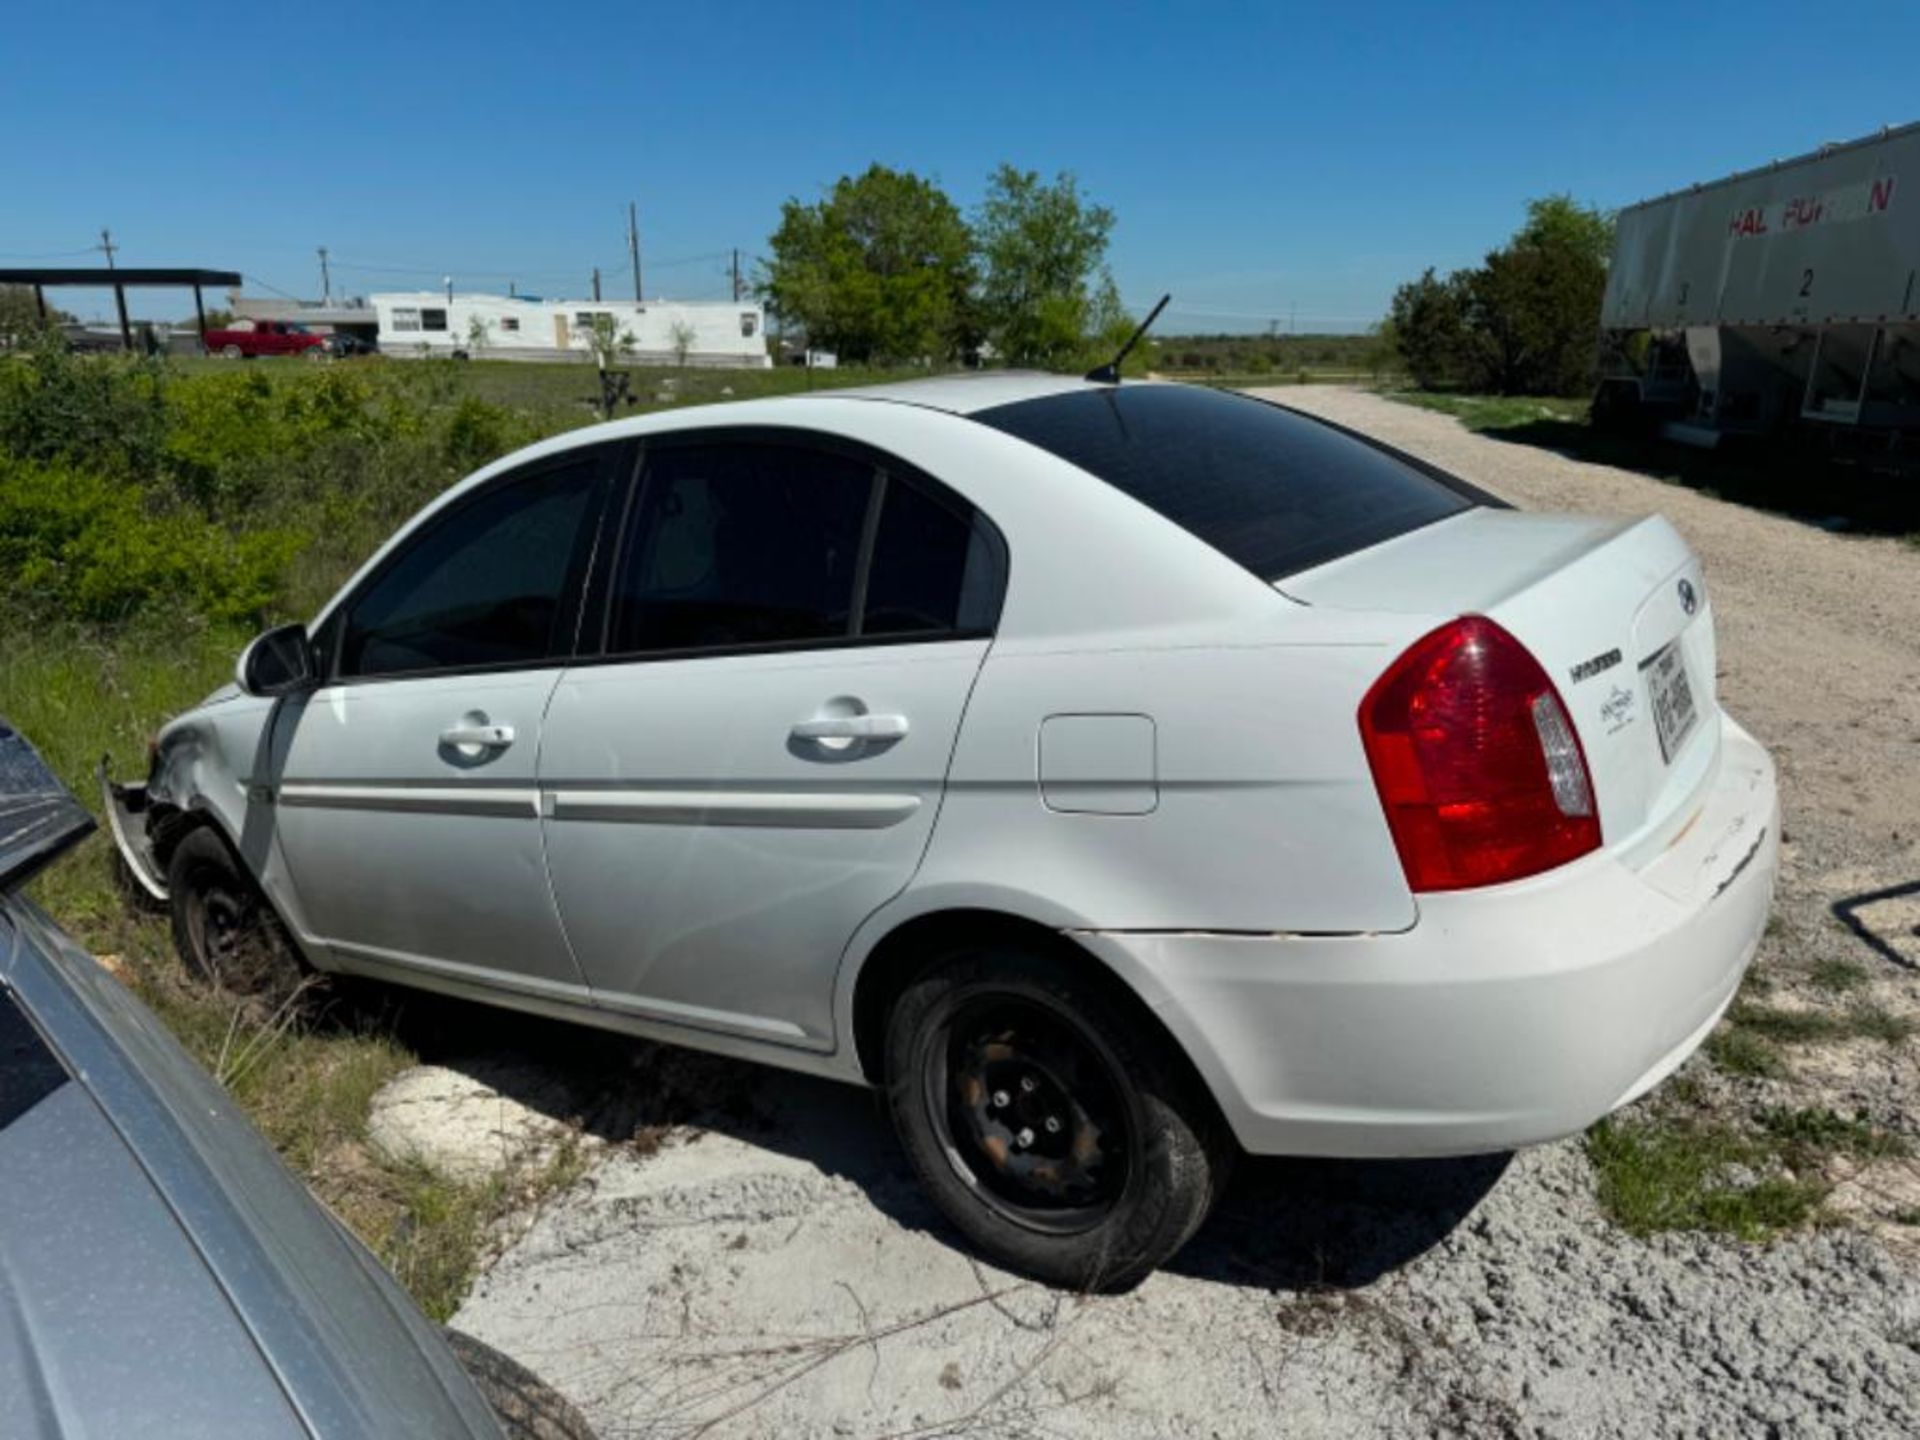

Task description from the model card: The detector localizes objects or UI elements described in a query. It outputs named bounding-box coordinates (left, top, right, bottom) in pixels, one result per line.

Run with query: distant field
left=169, top=354, right=923, bottom=425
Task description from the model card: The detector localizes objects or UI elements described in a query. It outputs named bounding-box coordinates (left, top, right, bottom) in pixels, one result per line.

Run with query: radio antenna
left=1085, top=293, right=1170, bottom=384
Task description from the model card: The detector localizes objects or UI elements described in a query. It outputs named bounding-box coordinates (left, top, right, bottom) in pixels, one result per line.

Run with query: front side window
left=610, top=443, right=872, bottom=654
left=338, top=455, right=605, bottom=678
left=420, top=308, right=449, bottom=332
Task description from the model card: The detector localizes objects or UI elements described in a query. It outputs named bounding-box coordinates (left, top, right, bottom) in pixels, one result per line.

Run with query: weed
left=1727, top=1001, right=1913, bottom=1046
left=1704, top=1025, right=1786, bottom=1079
left=1586, top=1115, right=1826, bottom=1240
left=1387, top=391, right=1590, bottom=431
left=1756, top=1107, right=1909, bottom=1161
left=1807, top=957, right=1869, bottom=994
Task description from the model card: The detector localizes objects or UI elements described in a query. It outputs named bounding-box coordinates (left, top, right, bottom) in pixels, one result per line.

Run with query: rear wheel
left=883, top=943, right=1230, bottom=1290
left=166, top=827, right=308, bottom=1010
left=220, top=343, right=243, bottom=360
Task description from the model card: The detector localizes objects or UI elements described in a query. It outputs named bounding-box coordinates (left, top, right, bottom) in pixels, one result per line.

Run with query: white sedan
left=106, top=374, right=1778, bottom=1288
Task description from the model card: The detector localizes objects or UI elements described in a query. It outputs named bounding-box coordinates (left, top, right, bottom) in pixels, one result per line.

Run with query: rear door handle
left=439, top=722, right=516, bottom=749
left=790, top=714, right=909, bottom=741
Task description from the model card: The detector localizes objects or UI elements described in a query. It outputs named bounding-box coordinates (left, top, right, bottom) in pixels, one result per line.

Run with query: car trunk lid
left=1285, top=507, right=1717, bottom=860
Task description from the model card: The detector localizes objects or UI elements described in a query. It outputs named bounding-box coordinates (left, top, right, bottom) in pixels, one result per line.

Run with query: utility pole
left=627, top=202, right=642, bottom=302
left=99, top=227, right=132, bottom=350
left=317, top=246, right=332, bottom=304
left=592, top=266, right=601, bottom=302
left=731, top=248, right=742, bottom=302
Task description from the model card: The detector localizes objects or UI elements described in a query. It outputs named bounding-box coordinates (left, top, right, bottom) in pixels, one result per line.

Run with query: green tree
left=1388, top=268, right=1477, bottom=389
left=1390, top=196, right=1613, bottom=395
left=0, top=285, right=69, bottom=346
left=759, top=164, right=974, bottom=365
left=974, top=166, right=1117, bottom=369
left=1466, top=196, right=1612, bottom=395
left=1516, top=194, right=1614, bottom=269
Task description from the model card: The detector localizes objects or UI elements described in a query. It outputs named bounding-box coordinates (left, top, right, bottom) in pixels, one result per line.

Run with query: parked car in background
left=1, top=721, right=592, bottom=1439
left=205, top=318, right=330, bottom=360
left=106, top=374, right=1779, bottom=1290
left=324, top=332, right=378, bottom=358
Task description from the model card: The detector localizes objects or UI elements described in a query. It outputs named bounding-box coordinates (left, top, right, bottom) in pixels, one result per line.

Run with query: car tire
left=165, top=826, right=309, bottom=1009
left=220, top=343, right=243, bottom=360
left=883, top=942, right=1232, bottom=1291
left=443, top=1329, right=597, bottom=1440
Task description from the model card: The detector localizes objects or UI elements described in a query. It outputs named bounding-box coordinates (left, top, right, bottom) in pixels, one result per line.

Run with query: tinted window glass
left=861, top=478, right=993, bottom=637
left=340, top=457, right=601, bottom=678
left=612, top=443, right=872, bottom=653
left=974, top=386, right=1476, bottom=580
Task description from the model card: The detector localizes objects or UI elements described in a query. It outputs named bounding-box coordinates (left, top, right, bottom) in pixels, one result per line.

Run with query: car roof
left=814, top=369, right=1119, bottom=415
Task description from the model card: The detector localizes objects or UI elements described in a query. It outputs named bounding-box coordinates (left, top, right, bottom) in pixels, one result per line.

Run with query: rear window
left=973, top=385, right=1480, bottom=580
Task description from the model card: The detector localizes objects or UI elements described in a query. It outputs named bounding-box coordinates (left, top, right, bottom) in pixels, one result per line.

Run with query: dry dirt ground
left=392, top=386, right=1920, bottom=1437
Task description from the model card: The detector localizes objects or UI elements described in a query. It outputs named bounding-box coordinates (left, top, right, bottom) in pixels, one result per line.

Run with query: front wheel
left=166, top=827, right=309, bottom=1011
left=883, top=944, right=1231, bottom=1290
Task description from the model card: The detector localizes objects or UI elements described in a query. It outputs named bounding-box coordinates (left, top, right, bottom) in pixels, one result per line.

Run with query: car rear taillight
left=1359, top=616, right=1599, bottom=892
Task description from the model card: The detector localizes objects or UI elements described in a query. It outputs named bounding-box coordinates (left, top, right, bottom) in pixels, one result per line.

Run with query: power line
left=241, top=273, right=309, bottom=302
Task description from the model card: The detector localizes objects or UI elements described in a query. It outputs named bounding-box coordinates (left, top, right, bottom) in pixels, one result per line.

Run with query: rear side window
left=339, top=455, right=604, bottom=678
left=611, top=443, right=873, bottom=653
left=974, top=385, right=1478, bottom=580
left=607, top=438, right=1003, bottom=657
left=862, top=478, right=997, bottom=638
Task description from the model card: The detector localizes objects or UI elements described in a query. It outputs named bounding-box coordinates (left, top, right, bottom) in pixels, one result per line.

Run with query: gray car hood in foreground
left=0, top=984, right=305, bottom=1437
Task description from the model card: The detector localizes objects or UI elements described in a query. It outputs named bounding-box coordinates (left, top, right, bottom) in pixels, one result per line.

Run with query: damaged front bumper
left=98, top=757, right=168, bottom=902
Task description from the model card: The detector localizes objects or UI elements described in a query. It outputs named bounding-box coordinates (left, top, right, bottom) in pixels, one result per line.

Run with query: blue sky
left=7, top=1, right=1917, bottom=331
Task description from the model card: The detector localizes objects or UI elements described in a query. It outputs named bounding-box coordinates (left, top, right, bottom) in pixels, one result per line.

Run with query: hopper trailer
left=1597, top=122, right=1920, bottom=458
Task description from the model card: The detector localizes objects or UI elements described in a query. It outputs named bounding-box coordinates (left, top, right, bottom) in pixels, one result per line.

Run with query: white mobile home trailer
left=371, top=293, right=770, bottom=367
left=1597, top=122, right=1919, bottom=451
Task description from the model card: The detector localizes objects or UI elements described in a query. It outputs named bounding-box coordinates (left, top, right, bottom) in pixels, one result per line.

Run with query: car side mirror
left=237, top=623, right=317, bottom=697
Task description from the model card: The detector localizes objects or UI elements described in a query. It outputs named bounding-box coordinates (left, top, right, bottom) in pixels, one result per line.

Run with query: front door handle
left=790, top=714, right=909, bottom=742
left=440, top=721, right=515, bottom=749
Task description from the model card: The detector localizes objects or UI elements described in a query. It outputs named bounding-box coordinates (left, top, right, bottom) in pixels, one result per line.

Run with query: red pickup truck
left=204, top=320, right=329, bottom=359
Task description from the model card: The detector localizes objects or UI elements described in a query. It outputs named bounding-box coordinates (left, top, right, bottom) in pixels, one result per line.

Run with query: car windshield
left=973, top=384, right=1480, bottom=580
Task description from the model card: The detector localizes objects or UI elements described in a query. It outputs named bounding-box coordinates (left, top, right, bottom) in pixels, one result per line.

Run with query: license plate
left=1641, top=640, right=1699, bottom=764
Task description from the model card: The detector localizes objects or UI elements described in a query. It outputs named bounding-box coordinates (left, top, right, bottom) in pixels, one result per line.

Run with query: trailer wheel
left=1592, top=379, right=1643, bottom=434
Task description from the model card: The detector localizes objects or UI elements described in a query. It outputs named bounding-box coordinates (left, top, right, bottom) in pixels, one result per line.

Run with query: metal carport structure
left=0, top=267, right=243, bottom=352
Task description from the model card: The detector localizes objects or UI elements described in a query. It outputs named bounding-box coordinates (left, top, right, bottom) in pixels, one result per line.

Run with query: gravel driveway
left=434, top=387, right=1920, bottom=1438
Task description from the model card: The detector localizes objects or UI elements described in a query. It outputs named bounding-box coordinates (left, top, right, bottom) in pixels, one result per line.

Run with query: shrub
left=0, top=341, right=169, bottom=477
left=0, top=457, right=297, bottom=625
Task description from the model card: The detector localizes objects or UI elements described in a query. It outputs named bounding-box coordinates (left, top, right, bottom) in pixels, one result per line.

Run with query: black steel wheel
left=884, top=941, right=1231, bottom=1290
left=166, top=827, right=308, bottom=1009
left=928, top=993, right=1135, bottom=1234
